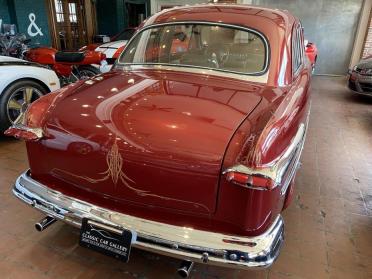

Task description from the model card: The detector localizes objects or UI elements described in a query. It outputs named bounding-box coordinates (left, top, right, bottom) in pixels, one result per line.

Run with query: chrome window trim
left=116, top=21, right=270, bottom=77
left=292, top=22, right=305, bottom=78
left=117, top=64, right=269, bottom=83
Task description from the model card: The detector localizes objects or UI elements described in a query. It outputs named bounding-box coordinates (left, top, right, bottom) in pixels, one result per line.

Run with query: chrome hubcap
left=6, top=86, right=43, bottom=125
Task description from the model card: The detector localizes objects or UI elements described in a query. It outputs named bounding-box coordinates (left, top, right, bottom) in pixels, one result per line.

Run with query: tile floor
left=0, top=76, right=372, bottom=279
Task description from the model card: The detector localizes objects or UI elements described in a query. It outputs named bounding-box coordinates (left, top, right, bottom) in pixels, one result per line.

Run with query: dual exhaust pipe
left=35, top=216, right=195, bottom=278
left=177, top=260, right=194, bottom=278
left=35, top=215, right=56, bottom=232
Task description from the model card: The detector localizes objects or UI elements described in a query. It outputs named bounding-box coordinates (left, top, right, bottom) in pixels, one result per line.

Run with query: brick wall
left=362, top=11, right=372, bottom=58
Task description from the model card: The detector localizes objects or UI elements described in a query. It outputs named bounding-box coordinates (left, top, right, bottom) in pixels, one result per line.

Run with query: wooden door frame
left=46, top=0, right=59, bottom=49
left=45, top=0, right=97, bottom=50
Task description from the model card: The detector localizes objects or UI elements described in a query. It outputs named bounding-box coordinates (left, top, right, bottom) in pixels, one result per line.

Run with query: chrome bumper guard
left=13, top=170, right=284, bottom=269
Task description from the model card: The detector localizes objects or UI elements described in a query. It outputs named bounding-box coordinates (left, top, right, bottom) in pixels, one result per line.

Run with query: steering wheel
left=220, top=48, right=230, bottom=65
left=206, top=44, right=230, bottom=67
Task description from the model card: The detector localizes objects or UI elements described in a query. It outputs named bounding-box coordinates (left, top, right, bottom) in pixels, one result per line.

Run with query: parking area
left=0, top=76, right=371, bottom=279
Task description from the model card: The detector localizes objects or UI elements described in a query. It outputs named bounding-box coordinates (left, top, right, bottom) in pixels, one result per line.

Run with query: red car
left=305, top=40, right=318, bottom=73
left=7, top=4, right=311, bottom=274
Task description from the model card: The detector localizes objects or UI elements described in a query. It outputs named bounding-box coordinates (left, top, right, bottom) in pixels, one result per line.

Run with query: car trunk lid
left=38, top=69, right=262, bottom=214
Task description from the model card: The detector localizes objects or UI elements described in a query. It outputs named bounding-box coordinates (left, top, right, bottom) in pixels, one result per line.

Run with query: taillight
left=113, top=46, right=125, bottom=59
left=224, top=121, right=307, bottom=193
left=225, top=170, right=276, bottom=190
left=26, top=92, right=58, bottom=128
left=4, top=125, right=43, bottom=141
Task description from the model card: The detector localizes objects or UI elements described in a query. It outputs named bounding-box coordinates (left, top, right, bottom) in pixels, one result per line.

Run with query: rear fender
left=216, top=70, right=310, bottom=235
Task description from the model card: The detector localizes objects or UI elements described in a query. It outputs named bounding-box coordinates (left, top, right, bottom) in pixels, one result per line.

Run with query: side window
left=170, top=26, right=191, bottom=55
left=292, top=27, right=297, bottom=73
left=292, top=23, right=304, bottom=75
left=299, top=26, right=305, bottom=63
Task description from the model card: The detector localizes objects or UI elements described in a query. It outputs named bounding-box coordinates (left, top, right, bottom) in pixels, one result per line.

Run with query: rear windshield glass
left=119, top=23, right=267, bottom=75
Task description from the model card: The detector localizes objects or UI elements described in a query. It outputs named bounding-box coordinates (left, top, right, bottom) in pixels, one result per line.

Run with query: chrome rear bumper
left=13, top=170, right=284, bottom=269
left=348, top=72, right=372, bottom=95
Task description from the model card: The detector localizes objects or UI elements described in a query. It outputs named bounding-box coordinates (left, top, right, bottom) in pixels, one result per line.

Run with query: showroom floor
left=0, top=76, right=371, bottom=279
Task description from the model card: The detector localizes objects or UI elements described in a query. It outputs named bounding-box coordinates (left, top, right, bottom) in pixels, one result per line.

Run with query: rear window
left=119, top=23, right=268, bottom=75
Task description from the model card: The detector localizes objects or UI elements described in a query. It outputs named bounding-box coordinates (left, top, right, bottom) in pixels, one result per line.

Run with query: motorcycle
left=0, top=33, right=30, bottom=59
left=25, top=47, right=107, bottom=87
left=0, top=34, right=107, bottom=86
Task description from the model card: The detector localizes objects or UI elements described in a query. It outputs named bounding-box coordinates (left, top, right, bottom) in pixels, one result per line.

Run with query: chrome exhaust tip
left=35, top=216, right=57, bottom=232
left=177, top=260, right=194, bottom=278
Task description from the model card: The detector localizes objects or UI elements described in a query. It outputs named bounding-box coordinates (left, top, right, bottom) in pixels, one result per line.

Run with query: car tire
left=0, top=80, right=47, bottom=134
left=76, top=65, right=101, bottom=80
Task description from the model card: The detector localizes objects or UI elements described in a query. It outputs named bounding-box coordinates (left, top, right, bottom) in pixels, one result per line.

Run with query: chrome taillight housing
left=223, top=123, right=306, bottom=193
left=225, top=169, right=275, bottom=190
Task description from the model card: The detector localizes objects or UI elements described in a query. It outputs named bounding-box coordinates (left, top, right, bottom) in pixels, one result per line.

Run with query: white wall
left=149, top=0, right=363, bottom=74
left=239, top=0, right=363, bottom=75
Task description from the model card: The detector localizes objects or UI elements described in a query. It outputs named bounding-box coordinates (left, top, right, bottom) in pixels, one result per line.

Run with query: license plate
left=79, top=219, right=136, bottom=262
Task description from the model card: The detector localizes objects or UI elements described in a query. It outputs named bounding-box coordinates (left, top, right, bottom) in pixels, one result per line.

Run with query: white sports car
left=94, top=28, right=136, bottom=72
left=0, top=56, right=60, bottom=133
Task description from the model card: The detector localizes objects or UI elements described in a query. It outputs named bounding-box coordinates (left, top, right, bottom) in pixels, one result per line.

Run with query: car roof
left=144, top=4, right=297, bottom=34
left=140, top=4, right=298, bottom=86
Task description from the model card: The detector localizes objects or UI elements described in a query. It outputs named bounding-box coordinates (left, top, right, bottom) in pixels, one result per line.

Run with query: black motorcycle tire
left=75, top=65, right=101, bottom=80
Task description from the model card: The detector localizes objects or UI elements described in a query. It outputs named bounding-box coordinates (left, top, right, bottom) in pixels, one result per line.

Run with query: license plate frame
left=79, top=218, right=136, bottom=262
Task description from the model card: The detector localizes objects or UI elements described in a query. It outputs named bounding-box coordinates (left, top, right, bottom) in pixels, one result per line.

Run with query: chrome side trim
left=118, top=64, right=269, bottom=84
left=0, top=61, right=46, bottom=68
left=13, top=170, right=284, bottom=269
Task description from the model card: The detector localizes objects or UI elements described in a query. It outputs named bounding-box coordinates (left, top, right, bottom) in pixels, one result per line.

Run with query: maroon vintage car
left=6, top=4, right=311, bottom=275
